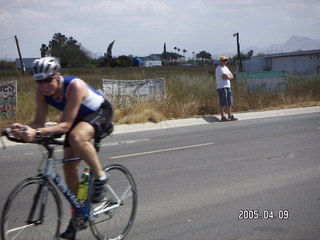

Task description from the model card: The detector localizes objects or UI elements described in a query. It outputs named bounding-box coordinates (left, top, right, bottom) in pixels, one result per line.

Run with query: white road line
left=102, top=138, right=150, bottom=147
left=110, top=142, right=214, bottom=159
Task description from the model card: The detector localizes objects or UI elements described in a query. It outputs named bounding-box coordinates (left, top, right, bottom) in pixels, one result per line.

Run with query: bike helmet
left=32, top=57, right=61, bottom=80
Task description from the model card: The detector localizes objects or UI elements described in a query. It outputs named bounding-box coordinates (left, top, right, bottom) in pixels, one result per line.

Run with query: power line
left=0, top=36, right=14, bottom=41
left=0, top=37, right=16, bottom=60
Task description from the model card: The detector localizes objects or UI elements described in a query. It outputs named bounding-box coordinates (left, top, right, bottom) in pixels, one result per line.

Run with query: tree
left=232, top=50, right=253, bottom=61
left=41, top=33, right=90, bottom=67
left=40, top=44, right=49, bottom=57
left=113, top=55, right=133, bottom=67
left=247, top=50, right=254, bottom=58
left=182, top=49, right=187, bottom=57
left=196, top=51, right=212, bottom=61
left=101, top=40, right=115, bottom=67
left=166, top=52, right=179, bottom=61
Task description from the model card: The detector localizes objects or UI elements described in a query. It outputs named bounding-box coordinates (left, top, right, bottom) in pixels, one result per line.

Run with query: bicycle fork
left=27, top=177, right=50, bottom=226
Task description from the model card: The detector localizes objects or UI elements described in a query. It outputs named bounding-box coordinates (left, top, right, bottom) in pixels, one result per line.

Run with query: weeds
left=1, top=66, right=319, bottom=128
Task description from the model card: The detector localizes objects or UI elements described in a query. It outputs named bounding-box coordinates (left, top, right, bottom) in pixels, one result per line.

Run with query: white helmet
left=32, top=57, right=61, bottom=80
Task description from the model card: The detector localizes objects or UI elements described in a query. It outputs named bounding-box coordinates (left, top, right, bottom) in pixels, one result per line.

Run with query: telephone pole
left=15, top=35, right=25, bottom=75
left=233, top=32, right=243, bottom=72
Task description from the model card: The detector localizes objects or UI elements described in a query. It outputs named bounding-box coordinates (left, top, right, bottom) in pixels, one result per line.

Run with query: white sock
left=98, top=173, right=107, bottom=181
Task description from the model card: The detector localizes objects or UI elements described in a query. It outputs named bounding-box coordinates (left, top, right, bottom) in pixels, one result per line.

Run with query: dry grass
left=1, top=66, right=320, bottom=129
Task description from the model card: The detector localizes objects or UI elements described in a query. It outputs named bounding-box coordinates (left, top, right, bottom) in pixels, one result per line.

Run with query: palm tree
left=177, top=48, right=181, bottom=61
left=182, top=49, right=187, bottom=59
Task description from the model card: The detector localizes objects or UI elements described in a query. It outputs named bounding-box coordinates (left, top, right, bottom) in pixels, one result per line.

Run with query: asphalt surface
left=0, top=106, right=319, bottom=239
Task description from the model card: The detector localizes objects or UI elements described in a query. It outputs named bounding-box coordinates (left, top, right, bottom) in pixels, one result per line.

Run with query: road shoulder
left=113, top=106, right=320, bottom=134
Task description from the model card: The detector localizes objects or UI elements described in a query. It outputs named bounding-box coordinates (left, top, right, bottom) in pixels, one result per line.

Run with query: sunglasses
left=36, top=77, right=54, bottom=85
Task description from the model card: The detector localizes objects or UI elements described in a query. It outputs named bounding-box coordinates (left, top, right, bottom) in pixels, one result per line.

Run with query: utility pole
left=233, top=32, right=243, bottom=72
left=15, top=35, right=25, bottom=75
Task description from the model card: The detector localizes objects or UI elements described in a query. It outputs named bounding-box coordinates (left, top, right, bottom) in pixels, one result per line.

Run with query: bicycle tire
left=1, top=176, right=62, bottom=240
left=90, top=164, right=138, bottom=240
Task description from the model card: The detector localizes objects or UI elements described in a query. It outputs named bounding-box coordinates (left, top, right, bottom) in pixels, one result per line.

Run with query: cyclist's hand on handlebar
left=11, top=123, right=24, bottom=137
left=11, top=123, right=36, bottom=142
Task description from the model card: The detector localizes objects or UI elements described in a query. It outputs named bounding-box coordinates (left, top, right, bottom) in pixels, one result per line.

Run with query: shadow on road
left=201, top=115, right=220, bottom=123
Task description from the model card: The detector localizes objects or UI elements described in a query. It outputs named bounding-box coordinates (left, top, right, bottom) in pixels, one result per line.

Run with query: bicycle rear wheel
left=1, top=176, right=62, bottom=240
left=90, top=164, right=137, bottom=240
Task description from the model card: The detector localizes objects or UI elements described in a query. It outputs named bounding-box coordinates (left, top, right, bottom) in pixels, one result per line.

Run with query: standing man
left=215, top=56, right=238, bottom=122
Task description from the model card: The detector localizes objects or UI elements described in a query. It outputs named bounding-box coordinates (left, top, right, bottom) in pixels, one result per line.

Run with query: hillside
left=244, top=36, right=320, bottom=55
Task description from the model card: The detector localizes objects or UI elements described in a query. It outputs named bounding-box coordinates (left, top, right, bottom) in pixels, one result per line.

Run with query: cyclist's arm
left=12, top=79, right=87, bottom=141
left=11, top=89, right=48, bottom=138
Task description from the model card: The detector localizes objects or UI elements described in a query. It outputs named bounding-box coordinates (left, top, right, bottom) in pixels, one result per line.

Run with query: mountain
left=243, top=36, right=320, bottom=55
left=281, top=36, right=320, bottom=52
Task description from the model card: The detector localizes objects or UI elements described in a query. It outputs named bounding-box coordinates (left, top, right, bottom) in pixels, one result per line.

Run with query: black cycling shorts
left=64, top=100, right=114, bottom=148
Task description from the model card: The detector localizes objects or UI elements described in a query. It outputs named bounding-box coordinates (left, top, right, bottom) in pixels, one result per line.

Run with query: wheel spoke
left=90, top=164, right=137, bottom=240
left=120, top=185, right=133, bottom=201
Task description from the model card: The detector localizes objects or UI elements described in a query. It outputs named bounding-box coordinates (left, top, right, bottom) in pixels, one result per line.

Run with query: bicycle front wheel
left=1, top=176, right=62, bottom=240
left=90, top=164, right=137, bottom=240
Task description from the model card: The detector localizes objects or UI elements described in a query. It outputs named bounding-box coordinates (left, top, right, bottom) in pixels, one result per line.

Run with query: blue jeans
left=217, top=88, right=233, bottom=106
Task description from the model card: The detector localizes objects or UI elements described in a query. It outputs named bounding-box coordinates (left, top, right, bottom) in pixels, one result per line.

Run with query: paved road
left=1, top=112, right=319, bottom=239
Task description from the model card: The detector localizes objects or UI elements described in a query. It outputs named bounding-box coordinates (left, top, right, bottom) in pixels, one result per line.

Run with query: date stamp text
left=238, top=209, right=289, bottom=220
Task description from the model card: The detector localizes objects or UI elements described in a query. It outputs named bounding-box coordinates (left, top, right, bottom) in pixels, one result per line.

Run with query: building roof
left=263, top=49, right=320, bottom=58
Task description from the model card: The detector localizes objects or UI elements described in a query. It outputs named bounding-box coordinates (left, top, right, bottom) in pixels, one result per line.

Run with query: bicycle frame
left=1, top=128, right=137, bottom=240
left=49, top=159, right=94, bottom=220
left=34, top=157, right=124, bottom=226
left=1, top=130, right=116, bottom=222
left=34, top=145, right=124, bottom=222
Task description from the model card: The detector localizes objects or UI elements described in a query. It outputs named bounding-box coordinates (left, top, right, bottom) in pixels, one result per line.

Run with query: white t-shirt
left=215, top=65, right=231, bottom=89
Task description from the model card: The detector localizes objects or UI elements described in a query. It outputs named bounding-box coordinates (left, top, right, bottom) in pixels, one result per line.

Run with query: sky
left=1, top=0, right=320, bottom=60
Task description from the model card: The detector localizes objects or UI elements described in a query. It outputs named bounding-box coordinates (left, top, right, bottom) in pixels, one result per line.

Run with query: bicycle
left=0, top=128, right=138, bottom=240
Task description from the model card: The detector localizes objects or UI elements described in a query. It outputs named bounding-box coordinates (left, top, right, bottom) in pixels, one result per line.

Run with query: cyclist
left=11, top=57, right=114, bottom=240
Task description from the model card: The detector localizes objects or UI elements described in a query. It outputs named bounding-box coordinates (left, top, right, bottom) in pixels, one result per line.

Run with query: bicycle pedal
left=74, top=222, right=89, bottom=231
left=73, top=217, right=89, bottom=231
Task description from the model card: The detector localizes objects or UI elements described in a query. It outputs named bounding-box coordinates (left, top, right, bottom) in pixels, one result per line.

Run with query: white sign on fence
left=236, top=71, right=288, bottom=92
left=102, top=78, right=166, bottom=102
left=0, top=81, right=17, bottom=118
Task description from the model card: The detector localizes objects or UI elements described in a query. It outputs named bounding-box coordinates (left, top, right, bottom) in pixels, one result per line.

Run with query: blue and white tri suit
left=45, top=76, right=113, bottom=147
left=45, top=76, right=105, bottom=120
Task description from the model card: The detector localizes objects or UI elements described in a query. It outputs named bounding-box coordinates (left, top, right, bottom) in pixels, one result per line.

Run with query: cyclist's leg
left=67, top=122, right=106, bottom=180
left=67, top=122, right=108, bottom=203
left=61, top=147, right=81, bottom=240
left=63, top=147, right=81, bottom=195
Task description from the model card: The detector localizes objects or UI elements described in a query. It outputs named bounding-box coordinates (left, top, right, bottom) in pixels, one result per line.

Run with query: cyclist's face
left=37, top=75, right=59, bottom=96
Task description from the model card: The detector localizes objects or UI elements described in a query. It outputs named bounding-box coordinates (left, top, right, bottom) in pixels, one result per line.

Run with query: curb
left=113, top=106, right=320, bottom=134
